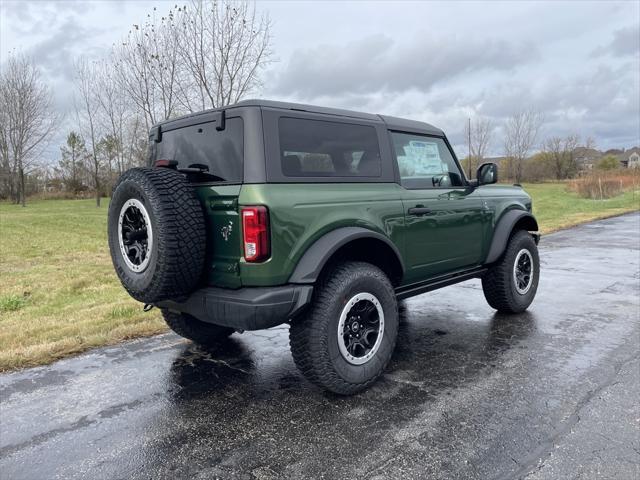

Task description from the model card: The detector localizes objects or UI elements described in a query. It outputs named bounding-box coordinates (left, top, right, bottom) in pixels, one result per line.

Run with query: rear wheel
left=162, top=310, right=234, bottom=346
left=289, top=262, right=399, bottom=395
left=482, top=230, right=540, bottom=313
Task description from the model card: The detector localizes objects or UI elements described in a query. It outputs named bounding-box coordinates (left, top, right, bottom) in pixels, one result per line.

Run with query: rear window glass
left=278, top=117, right=381, bottom=177
left=152, top=117, right=243, bottom=183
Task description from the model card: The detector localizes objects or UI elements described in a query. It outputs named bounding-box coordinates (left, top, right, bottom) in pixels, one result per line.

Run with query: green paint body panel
left=479, top=184, right=533, bottom=261
left=194, top=181, right=533, bottom=290
left=238, top=183, right=405, bottom=287
left=194, top=185, right=243, bottom=288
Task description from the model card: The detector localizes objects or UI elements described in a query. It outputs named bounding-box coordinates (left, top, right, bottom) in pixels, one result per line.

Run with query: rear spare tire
left=108, top=167, right=206, bottom=304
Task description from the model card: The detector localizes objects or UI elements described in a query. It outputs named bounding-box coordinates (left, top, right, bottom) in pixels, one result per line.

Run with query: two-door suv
left=108, top=100, right=540, bottom=394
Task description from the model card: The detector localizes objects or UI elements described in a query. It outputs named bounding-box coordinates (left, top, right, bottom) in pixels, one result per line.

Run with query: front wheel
left=482, top=230, right=540, bottom=313
left=289, top=262, right=399, bottom=395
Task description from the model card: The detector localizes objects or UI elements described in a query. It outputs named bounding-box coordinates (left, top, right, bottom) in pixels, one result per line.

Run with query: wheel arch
left=485, top=209, right=539, bottom=264
left=288, top=227, right=404, bottom=286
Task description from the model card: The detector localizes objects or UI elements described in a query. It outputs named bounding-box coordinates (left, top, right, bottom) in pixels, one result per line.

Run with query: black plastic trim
left=395, top=266, right=487, bottom=300
left=156, top=284, right=313, bottom=330
left=288, top=227, right=404, bottom=284
left=485, top=210, right=539, bottom=264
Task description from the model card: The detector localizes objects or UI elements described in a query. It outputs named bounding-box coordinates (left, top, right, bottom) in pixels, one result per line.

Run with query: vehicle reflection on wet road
left=1, top=213, right=638, bottom=479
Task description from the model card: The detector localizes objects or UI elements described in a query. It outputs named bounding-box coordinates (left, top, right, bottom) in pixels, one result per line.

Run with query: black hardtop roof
left=155, top=99, right=444, bottom=136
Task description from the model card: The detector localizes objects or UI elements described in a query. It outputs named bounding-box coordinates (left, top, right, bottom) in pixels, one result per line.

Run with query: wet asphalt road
left=1, top=213, right=639, bottom=480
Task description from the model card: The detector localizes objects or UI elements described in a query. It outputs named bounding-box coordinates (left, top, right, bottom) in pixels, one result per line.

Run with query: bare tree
left=504, top=110, right=543, bottom=183
left=0, top=89, right=11, bottom=199
left=111, top=0, right=272, bottom=128
left=74, top=57, right=102, bottom=207
left=0, top=55, right=57, bottom=205
left=98, top=134, right=121, bottom=190
left=543, top=134, right=580, bottom=180
left=48, top=0, right=273, bottom=201
left=112, top=7, right=186, bottom=128
left=123, top=114, right=147, bottom=168
left=465, top=116, right=492, bottom=176
left=177, top=0, right=273, bottom=110
left=95, top=61, right=128, bottom=176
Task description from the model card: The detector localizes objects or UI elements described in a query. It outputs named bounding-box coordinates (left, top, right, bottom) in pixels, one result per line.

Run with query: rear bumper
left=156, top=284, right=314, bottom=331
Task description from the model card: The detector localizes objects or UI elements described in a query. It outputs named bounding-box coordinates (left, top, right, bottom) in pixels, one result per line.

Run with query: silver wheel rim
left=337, top=292, right=385, bottom=365
left=118, top=199, right=153, bottom=273
left=513, top=248, right=534, bottom=295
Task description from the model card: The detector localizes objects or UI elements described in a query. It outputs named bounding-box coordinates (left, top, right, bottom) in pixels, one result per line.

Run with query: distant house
left=573, top=147, right=602, bottom=170
left=618, top=147, right=640, bottom=168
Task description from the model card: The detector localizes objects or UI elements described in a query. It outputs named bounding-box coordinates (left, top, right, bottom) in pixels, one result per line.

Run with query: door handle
left=408, top=206, right=432, bottom=216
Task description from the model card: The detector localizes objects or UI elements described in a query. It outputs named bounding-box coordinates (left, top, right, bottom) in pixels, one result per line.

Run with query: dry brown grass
left=568, top=170, right=640, bottom=199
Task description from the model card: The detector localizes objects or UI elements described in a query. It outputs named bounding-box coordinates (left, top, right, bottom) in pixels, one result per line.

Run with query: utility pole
left=468, top=117, right=472, bottom=179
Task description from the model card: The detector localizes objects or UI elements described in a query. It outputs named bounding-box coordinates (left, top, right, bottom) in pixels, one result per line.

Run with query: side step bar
left=395, top=266, right=487, bottom=300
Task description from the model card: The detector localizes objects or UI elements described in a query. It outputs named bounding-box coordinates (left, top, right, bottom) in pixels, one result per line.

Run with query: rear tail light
left=154, top=159, right=178, bottom=168
left=241, top=206, right=270, bottom=262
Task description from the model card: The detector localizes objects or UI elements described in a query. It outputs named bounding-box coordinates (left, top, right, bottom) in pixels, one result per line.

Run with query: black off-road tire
left=162, top=310, right=234, bottom=346
left=289, top=262, right=399, bottom=395
left=108, top=168, right=206, bottom=304
left=482, top=230, right=540, bottom=314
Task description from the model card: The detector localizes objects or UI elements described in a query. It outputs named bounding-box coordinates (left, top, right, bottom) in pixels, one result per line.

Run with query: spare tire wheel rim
left=513, top=248, right=534, bottom=295
left=337, top=293, right=385, bottom=365
left=118, top=199, right=153, bottom=273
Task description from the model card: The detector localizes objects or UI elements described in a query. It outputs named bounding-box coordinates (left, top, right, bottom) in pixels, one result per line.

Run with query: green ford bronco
left=108, top=100, right=540, bottom=395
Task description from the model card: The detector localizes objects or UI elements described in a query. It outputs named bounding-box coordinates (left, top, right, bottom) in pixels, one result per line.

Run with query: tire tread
left=289, top=261, right=398, bottom=395
left=482, top=230, right=539, bottom=313
left=108, top=168, right=206, bottom=303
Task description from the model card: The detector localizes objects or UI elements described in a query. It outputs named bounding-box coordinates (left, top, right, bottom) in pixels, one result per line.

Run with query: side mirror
left=477, top=162, right=498, bottom=185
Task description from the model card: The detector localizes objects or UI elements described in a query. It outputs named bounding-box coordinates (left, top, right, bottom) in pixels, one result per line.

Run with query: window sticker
left=404, top=141, right=445, bottom=174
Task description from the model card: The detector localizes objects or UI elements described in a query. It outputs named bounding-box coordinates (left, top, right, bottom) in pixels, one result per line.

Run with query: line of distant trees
left=461, top=113, right=637, bottom=184
left=0, top=0, right=272, bottom=206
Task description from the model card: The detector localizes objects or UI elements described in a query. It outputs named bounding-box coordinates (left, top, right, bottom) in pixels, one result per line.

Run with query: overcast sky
left=1, top=0, right=639, bottom=161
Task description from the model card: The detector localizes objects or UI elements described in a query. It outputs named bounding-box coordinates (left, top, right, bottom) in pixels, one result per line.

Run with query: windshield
left=150, top=117, right=243, bottom=183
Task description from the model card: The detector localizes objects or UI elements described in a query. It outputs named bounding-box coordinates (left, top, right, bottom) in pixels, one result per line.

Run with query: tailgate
left=194, top=185, right=243, bottom=288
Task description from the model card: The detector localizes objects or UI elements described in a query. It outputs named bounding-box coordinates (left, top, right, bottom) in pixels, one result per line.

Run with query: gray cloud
left=2, top=1, right=93, bottom=35
left=592, top=24, right=640, bottom=57
left=25, top=17, right=102, bottom=82
left=267, top=29, right=638, bottom=153
left=449, top=63, right=640, bottom=151
left=269, top=34, right=539, bottom=99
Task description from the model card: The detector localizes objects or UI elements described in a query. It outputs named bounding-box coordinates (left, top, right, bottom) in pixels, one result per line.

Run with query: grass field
left=523, top=182, right=640, bottom=233
left=0, top=199, right=166, bottom=371
left=1, top=183, right=639, bottom=371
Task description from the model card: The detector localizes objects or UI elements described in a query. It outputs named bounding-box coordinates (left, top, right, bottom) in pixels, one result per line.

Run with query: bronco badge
left=221, top=221, right=233, bottom=241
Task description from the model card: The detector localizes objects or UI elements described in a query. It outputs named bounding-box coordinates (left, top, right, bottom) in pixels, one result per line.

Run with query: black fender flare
left=485, top=210, right=539, bottom=264
left=288, top=227, right=404, bottom=284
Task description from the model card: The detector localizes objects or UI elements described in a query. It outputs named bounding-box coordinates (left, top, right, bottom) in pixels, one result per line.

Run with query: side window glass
left=390, top=132, right=464, bottom=188
left=279, top=117, right=381, bottom=177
